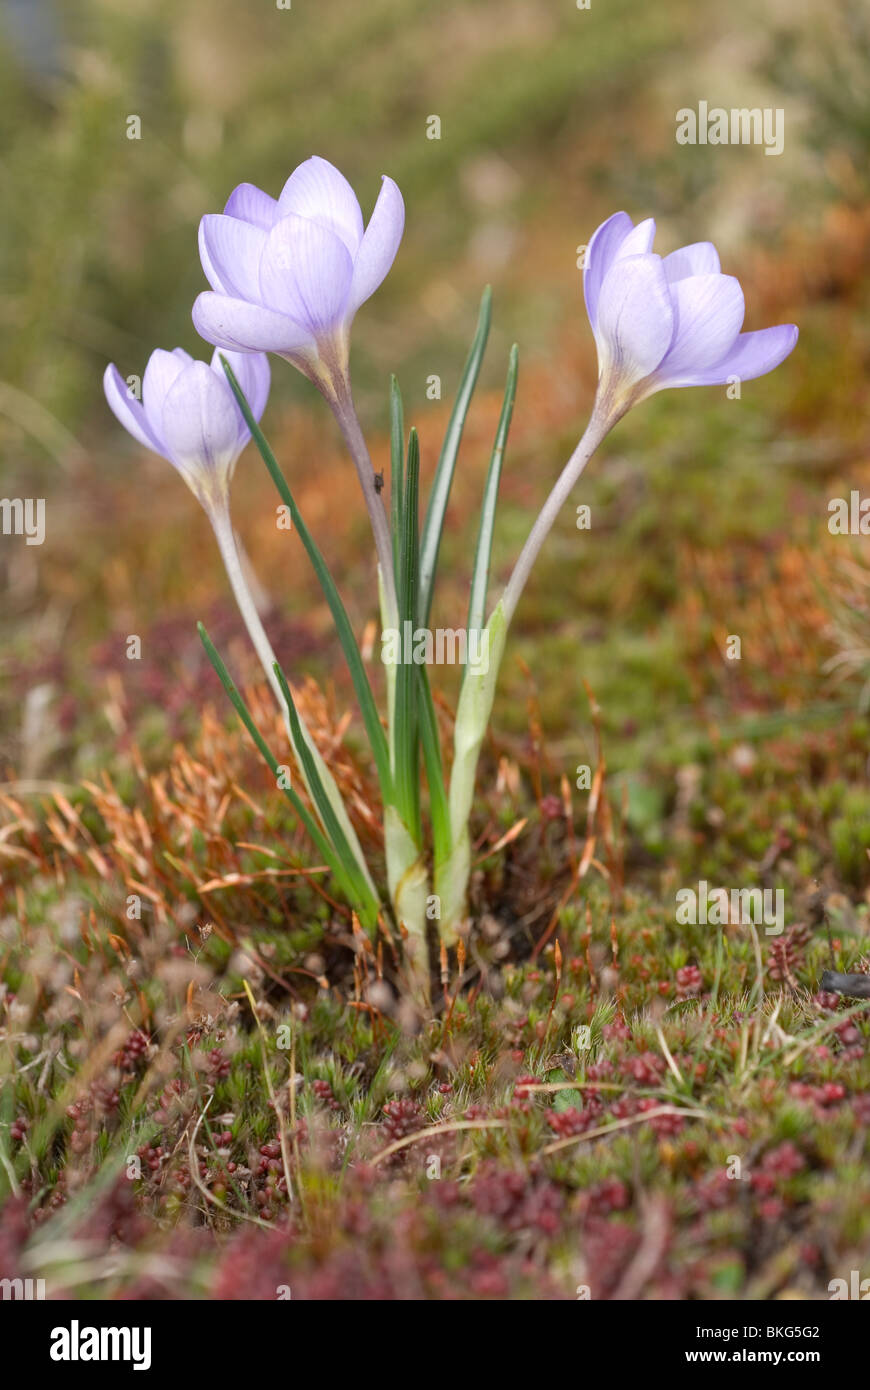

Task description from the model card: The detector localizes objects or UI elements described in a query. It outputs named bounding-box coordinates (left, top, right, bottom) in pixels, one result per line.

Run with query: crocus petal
left=584, top=211, right=635, bottom=333
left=347, top=175, right=404, bottom=316
left=611, top=217, right=656, bottom=264
left=278, top=156, right=364, bottom=257
left=259, top=214, right=354, bottom=337
left=142, top=349, right=192, bottom=441
left=595, top=253, right=674, bottom=385
left=199, top=215, right=267, bottom=301
left=214, top=348, right=270, bottom=427
left=666, top=324, right=799, bottom=388
left=663, top=241, right=721, bottom=283
left=224, top=182, right=280, bottom=230
left=103, top=363, right=163, bottom=454
left=160, top=361, right=242, bottom=481
left=193, top=291, right=315, bottom=355
left=657, top=274, right=744, bottom=379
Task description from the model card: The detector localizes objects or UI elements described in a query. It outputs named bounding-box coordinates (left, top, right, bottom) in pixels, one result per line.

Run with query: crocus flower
left=103, top=341, right=374, bottom=899
left=103, top=347, right=269, bottom=511
left=584, top=211, right=798, bottom=413
left=191, top=156, right=404, bottom=397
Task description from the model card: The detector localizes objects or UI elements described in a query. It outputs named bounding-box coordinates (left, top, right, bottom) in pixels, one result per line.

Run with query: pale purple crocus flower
left=191, top=156, right=404, bottom=620
left=103, top=345, right=284, bottom=700
left=103, top=347, right=270, bottom=512
left=103, top=343, right=374, bottom=889
left=500, top=212, right=799, bottom=628
left=442, top=212, right=800, bottom=934
left=192, top=156, right=404, bottom=397
left=584, top=211, right=798, bottom=416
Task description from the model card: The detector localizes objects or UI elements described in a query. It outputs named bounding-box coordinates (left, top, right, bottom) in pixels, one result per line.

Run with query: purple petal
left=199, top=215, right=267, bottom=301
left=663, top=242, right=721, bottom=283
left=224, top=182, right=279, bottom=230
left=584, top=211, right=635, bottom=333
left=657, top=274, right=744, bottom=379
left=612, top=217, right=656, bottom=262
left=103, top=363, right=164, bottom=454
left=142, top=349, right=191, bottom=441
left=193, top=291, right=315, bottom=355
left=258, top=214, right=354, bottom=336
left=212, top=348, right=270, bottom=427
left=347, top=175, right=404, bottom=316
left=160, top=361, right=241, bottom=479
left=278, top=156, right=364, bottom=257
left=668, top=324, right=799, bottom=388
left=595, top=253, right=674, bottom=384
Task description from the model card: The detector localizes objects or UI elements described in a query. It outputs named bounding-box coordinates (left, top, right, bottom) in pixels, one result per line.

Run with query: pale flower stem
left=438, top=401, right=619, bottom=935
left=210, top=503, right=286, bottom=711
left=500, top=404, right=615, bottom=629
left=209, top=502, right=378, bottom=899
left=330, top=390, right=399, bottom=628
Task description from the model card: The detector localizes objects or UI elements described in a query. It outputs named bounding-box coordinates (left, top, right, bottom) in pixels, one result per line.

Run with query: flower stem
left=209, top=501, right=378, bottom=901
left=330, top=386, right=399, bottom=628
left=210, top=503, right=286, bottom=711
left=438, top=400, right=619, bottom=934
left=500, top=404, right=615, bottom=628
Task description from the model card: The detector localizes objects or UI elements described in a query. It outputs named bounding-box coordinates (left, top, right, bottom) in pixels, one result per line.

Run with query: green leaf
left=197, top=622, right=362, bottom=911
left=389, top=374, right=404, bottom=581
left=416, top=662, right=451, bottom=870
left=418, top=285, right=492, bottom=627
left=0, top=1066, right=16, bottom=1201
left=394, top=427, right=422, bottom=844
left=272, top=660, right=381, bottom=927
left=467, top=343, right=518, bottom=644
left=219, top=355, right=393, bottom=806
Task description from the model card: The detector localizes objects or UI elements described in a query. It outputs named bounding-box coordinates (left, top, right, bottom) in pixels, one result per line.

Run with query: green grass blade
left=272, top=660, right=380, bottom=926
left=197, top=622, right=361, bottom=909
left=417, top=662, right=451, bottom=870
left=467, top=343, right=519, bottom=642
left=220, top=355, right=393, bottom=805
left=418, top=285, right=492, bottom=627
left=389, top=374, right=404, bottom=580
left=394, top=427, right=422, bottom=844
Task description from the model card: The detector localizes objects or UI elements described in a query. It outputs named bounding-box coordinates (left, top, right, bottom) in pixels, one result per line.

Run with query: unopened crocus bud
left=103, top=347, right=270, bottom=512
left=192, top=156, right=404, bottom=400
left=584, top=211, right=798, bottom=417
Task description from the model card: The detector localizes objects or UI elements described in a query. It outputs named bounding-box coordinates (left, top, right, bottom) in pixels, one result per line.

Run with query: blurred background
left=1, top=0, right=869, bottom=862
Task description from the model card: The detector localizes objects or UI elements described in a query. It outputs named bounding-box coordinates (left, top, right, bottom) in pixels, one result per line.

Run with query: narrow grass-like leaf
left=419, top=285, right=492, bottom=627
left=0, top=1074, right=15, bottom=1201
left=389, top=374, right=404, bottom=580
left=220, top=355, right=393, bottom=805
left=394, top=427, right=422, bottom=844
left=417, top=662, right=451, bottom=870
left=467, top=343, right=519, bottom=642
left=272, top=660, right=380, bottom=926
left=197, top=622, right=361, bottom=910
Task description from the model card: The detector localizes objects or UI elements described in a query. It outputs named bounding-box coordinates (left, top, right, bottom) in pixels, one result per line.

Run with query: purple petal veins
left=584, top=210, right=797, bottom=404
left=278, top=156, right=364, bottom=256
left=192, top=156, right=405, bottom=362
left=103, top=348, right=270, bottom=503
left=258, top=214, right=354, bottom=336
